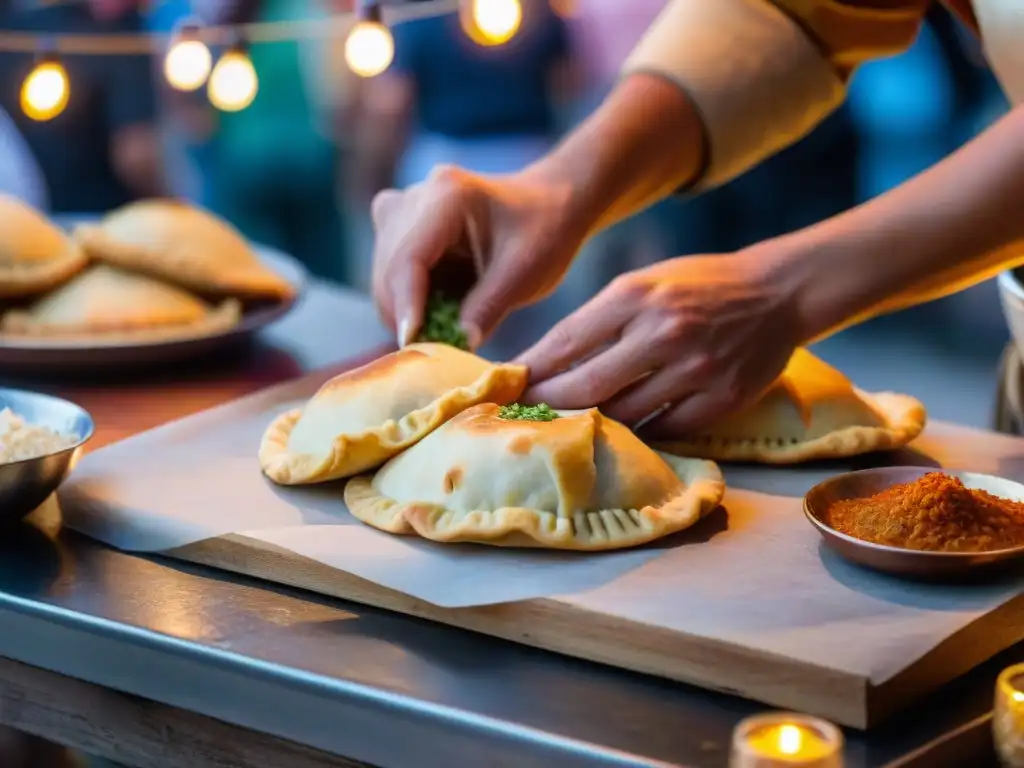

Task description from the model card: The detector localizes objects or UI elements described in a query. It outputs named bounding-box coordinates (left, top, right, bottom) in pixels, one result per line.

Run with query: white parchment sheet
left=60, top=369, right=1024, bottom=683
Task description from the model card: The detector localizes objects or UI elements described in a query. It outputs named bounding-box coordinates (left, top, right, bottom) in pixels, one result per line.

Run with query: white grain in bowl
left=0, top=407, right=76, bottom=464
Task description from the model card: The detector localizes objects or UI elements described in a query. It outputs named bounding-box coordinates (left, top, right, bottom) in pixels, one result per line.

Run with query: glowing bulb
left=344, top=19, right=394, bottom=78
left=21, top=58, right=69, bottom=122
left=463, top=0, right=522, bottom=46
left=777, top=724, right=802, bottom=755
left=207, top=48, right=258, bottom=112
left=164, top=32, right=212, bottom=92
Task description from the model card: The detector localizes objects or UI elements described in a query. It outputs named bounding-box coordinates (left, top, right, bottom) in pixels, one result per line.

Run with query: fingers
left=373, top=169, right=473, bottom=344
left=459, top=245, right=528, bottom=346
left=601, top=358, right=703, bottom=427
left=523, top=329, right=664, bottom=409
left=638, top=389, right=740, bottom=439
left=514, top=278, right=641, bottom=383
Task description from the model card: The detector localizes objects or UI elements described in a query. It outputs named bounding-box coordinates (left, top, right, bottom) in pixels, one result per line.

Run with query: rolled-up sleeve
left=622, top=0, right=932, bottom=190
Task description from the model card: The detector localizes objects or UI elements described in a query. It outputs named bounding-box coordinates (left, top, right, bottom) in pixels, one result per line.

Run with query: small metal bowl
left=804, top=466, right=1024, bottom=579
left=0, top=388, right=94, bottom=526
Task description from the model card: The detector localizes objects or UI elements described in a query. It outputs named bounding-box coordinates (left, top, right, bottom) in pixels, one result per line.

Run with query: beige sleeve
left=622, top=0, right=931, bottom=190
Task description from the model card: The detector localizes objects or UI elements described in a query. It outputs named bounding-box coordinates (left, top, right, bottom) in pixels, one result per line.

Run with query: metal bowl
left=0, top=388, right=93, bottom=526
left=803, top=466, right=1024, bottom=579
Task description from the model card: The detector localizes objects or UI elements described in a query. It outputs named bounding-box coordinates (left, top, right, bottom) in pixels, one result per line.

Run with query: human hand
left=371, top=165, right=585, bottom=349
left=515, top=250, right=806, bottom=436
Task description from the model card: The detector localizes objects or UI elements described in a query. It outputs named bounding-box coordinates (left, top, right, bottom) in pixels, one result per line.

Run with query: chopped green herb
left=416, top=292, right=470, bottom=350
left=498, top=403, right=560, bottom=422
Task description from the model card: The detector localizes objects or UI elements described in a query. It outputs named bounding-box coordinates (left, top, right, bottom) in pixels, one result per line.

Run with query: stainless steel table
left=0, top=282, right=1005, bottom=768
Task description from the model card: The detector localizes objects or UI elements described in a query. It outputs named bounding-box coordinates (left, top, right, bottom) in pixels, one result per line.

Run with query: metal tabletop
left=0, top=282, right=1007, bottom=768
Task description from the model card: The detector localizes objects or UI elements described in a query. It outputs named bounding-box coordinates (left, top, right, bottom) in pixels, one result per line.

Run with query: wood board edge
left=168, top=533, right=869, bottom=728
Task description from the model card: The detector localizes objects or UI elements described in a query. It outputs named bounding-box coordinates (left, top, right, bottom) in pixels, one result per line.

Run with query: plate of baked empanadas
left=259, top=345, right=927, bottom=552
left=0, top=197, right=303, bottom=371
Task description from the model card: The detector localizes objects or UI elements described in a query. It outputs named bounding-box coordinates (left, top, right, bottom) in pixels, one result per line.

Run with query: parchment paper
left=60, top=369, right=1024, bottom=683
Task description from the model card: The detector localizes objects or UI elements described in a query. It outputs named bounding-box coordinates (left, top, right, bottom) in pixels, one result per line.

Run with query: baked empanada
left=655, top=348, right=926, bottom=464
left=344, top=403, right=724, bottom=551
left=0, top=264, right=241, bottom=343
left=260, top=343, right=528, bottom=484
left=73, top=199, right=295, bottom=302
left=0, top=194, right=87, bottom=299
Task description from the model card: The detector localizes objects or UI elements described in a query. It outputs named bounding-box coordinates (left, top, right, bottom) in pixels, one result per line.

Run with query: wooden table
left=0, top=281, right=1006, bottom=768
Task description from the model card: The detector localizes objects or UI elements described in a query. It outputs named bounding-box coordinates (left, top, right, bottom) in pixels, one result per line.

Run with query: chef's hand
left=371, top=165, right=587, bottom=348
left=515, top=250, right=806, bottom=436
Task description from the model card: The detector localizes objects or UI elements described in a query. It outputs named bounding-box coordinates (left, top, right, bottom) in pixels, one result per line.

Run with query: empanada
left=655, top=348, right=926, bottom=464
left=260, top=343, right=528, bottom=484
left=73, top=199, right=295, bottom=302
left=0, top=194, right=87, bottom=298
left=0, top=264, right=241, bottom=343
left=344, top=403, right=724, bottom=551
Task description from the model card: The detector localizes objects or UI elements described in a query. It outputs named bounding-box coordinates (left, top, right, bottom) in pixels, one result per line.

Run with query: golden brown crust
left=0, top=297, right=242, bottom=345
left=259, top=346, right=529, bottom=484
left=655, top=390, right=926, bottom=464
left=0, top=243, right=88, bottom=299
left=74, top=200, right=295, bottom=302
left=343, top=405, right=726, bottom=551
left=0, top=194, right=89, bottom=298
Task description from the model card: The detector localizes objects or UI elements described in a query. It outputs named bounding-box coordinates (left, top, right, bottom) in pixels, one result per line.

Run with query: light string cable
left=12, top=0, right=540, bottom=119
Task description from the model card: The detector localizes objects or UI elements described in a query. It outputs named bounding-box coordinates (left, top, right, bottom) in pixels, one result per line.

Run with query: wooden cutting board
left=166, top=525, right=1024, bottom=731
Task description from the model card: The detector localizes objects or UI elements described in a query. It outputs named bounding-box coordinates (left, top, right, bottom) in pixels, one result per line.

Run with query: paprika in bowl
left=803, top=467, right=1024, bottom=579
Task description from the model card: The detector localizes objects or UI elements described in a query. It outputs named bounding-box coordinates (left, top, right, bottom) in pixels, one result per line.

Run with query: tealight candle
left=994, top=663, right=1024, bottom=767
left=731, top=713, right=843, bottom=768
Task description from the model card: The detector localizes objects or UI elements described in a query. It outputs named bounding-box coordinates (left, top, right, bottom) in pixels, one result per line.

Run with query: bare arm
left=524, top=0, right=932, bottom=239
left=763, top=105, right=1024, bottom=342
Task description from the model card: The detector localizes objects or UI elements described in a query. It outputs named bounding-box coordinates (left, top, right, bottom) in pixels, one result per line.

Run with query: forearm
left=770, top=106, right=1024, bottom=342
left=526, top=73, right=705, bottom=238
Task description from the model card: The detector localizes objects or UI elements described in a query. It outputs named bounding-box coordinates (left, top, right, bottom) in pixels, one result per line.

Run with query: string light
left=20, top=53, right=69, bottom=122
left=208, top=37, right=258, bottom=111
left=461, top=0, right=522, bottom=47
left=344, top=2, right=394, bottom=78
left=163, top=20, right=212, bottom=92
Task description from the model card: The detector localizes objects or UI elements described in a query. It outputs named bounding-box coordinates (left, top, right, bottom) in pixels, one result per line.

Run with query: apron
left=974, top=0, right=1024, bottom=431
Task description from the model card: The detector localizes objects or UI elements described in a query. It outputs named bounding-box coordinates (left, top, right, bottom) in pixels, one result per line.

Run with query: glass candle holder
left=995, top=663, right=1024, bottom=767
left=731, top=712, right=844, bottom=768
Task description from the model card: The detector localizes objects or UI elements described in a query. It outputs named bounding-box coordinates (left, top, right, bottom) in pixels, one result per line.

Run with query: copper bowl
left=803, top=466, right=1024, bottom=579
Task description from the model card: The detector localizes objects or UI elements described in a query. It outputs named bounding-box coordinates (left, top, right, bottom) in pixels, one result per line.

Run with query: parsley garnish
left=416, top=292, right=470, bottom=350
left=498, top=403, right=560, bottom=422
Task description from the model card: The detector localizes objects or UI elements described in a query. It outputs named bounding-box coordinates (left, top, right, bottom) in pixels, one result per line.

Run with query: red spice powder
left=825, top=472, right=1024, bottom=553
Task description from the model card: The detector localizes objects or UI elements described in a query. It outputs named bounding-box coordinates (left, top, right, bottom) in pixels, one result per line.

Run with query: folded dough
left=0, top=194, right=87, bottom=298
left=0, top=264, right=241, bottom=343
left=345, top=404, right=725, bottom=550
left=260, top=343, right=529, bottom=484
left=74, top=199, right=295, bottom=302
left=655, top=348, right=926, bottom=464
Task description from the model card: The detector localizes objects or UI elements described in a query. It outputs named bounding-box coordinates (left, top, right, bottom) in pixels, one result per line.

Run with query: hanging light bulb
left=344, top=1, right=394, bottom=78
left=461, top=0, right=522, bottom=47
left=20, top=52, right=69, bottom=122
left=207, top=36, right=258, bottom=112
left=164, top=19, right=212, bottom=92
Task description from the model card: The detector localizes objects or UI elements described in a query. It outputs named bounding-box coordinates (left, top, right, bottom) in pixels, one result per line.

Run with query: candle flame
left=778, top=724, right=803, bottom=755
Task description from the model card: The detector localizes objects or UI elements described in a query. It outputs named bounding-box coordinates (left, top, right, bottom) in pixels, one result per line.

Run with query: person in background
left=203, top=0, right=351, bottom=284
left=354, top=0, right=571, bottom=198
left=0, top=103, right=47, bottom=209
left=0, top=0, right=163, bottom=214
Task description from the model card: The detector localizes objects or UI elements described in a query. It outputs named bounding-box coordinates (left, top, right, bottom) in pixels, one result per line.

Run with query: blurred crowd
left=0, top=0, right=1011, bottom=354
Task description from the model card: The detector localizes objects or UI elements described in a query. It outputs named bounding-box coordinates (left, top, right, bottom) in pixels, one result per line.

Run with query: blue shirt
left=391, top=2, right=569, bottom=139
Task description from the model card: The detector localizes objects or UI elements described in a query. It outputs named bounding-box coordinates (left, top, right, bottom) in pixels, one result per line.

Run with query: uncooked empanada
left=74, top=199, right=295, bottom=302
left=345, top=403, right=724, bottom=551
left=0, top=194, right=87, bottom=298
left=0, top=264, right=241, bottom=343
left=655, top=348, right=926, bottom=464
left=260, top=343, right=528, bottom=484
